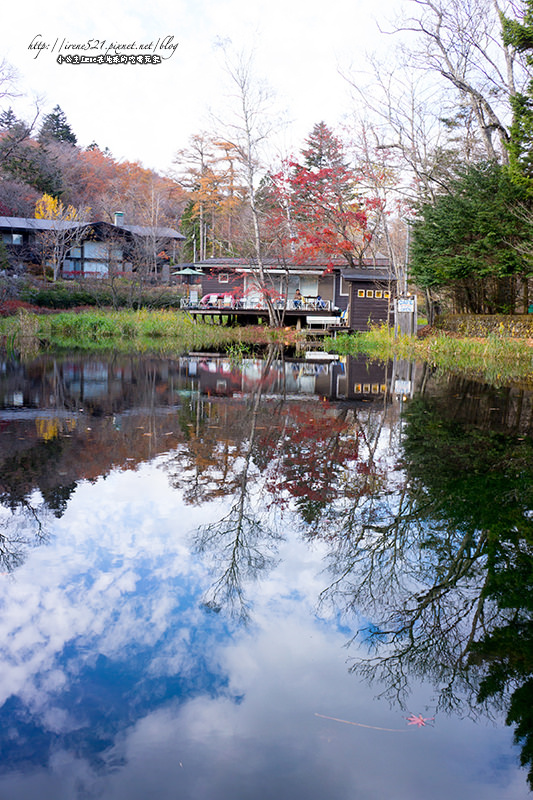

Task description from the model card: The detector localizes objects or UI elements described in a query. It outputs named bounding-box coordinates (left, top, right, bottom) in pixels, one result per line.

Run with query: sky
left=1, top=0, right=405, bottom=175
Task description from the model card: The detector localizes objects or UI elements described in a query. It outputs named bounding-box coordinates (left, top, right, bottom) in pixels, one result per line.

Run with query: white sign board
left=394, top=379, right=412, bottom=395
left=397, top=297, right=415, bottom=313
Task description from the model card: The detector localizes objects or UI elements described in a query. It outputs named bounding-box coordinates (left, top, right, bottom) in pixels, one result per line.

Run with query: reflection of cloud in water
left=0, top=465, right=236, bottom=770
left=0, top=462, right=526, bottom=799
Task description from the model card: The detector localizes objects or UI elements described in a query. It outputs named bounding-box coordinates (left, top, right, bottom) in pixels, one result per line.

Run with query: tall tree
left=216, top=45, right=282, bottom=326
left=270, top=122, right=375, bottom=267
left=410, top=161, right=532, bottom=313
left=502, top=0, right=533, bottom=191
left=38, top=105, right=77, bottom=146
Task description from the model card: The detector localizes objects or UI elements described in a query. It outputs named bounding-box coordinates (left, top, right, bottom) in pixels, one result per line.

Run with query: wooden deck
left=184, top=306, right=347, bottom=329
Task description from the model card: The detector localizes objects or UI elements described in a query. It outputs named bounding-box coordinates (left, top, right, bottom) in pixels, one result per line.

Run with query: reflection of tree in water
left=319, top=386, right=533, bottom=789
left=0, top=437, right=73, bottom=570
left=170, top=349, right=397, bottom=620
left=261, top=404, right=361, bottom=525
left=189, top=346, right=285, bottom=621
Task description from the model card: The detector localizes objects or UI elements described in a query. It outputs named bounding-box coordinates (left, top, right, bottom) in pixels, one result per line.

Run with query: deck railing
left=181, top=296, right=333, bottom=311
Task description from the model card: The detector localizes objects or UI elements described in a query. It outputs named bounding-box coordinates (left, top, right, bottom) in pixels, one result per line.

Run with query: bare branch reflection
left=190, top=345, right=285, bottom=620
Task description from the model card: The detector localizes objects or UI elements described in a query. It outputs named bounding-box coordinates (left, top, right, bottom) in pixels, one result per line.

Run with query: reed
left=0, top=309, right=295, bottom=354
left=326, top=326, right=533, bottom=385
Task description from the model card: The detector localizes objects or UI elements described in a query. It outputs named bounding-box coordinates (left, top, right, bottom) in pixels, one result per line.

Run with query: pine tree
left=38, top=105, right=77, bottom=145
left=301, top=121, right=348, bottom=171
left=0, top=107, right=17, bottom=129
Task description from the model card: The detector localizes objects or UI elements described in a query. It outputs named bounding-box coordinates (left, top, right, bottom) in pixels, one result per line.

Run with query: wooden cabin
left=188, top=256, right=396, bottom=330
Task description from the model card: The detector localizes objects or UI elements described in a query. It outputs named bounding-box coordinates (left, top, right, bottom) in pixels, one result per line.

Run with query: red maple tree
left=267, top=122, right=382, bottom=267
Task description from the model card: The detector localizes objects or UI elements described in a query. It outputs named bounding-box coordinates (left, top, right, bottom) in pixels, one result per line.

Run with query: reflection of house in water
left=336, top=356, right=391, bottom=402
left=63, top=362, right=111, bottom=400
left=194, top=356, right=391, bottom=402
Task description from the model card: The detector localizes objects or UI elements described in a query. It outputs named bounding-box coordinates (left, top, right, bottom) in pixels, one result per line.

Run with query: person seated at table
left=316, top=294, right=326, bottom=309
left=294, top=289, right=302, bottom=308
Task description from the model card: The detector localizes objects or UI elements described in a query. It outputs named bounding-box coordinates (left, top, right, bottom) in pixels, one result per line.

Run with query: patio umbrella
left=172, top=267, right=204, bottom=276
left=172, top=267, right=204, bottom=298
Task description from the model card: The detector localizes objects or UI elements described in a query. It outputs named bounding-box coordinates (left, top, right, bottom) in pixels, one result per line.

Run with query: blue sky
left=1, top=0, right=404, bottom=173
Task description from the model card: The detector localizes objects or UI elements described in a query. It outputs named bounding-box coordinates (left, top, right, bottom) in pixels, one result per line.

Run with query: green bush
left=19, top=280, right=184, bottom=311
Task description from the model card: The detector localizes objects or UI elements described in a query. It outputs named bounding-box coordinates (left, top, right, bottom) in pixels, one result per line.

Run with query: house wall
left=201, top=269, right=340, bottom=306
left=348, top=281, right=392, bottom=330
left=201, top=271, right=243, bottom=298
left=334, top=273, right=350, bottom=312
left=317, top=275, right=336, bottom=305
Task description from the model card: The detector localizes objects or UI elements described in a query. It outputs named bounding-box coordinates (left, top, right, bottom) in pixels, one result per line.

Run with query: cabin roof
left=189, top=255, right=391, bottom=272
left=0, top=216, right=184, bottom=240
left=0, top=216, right=85, bottom=232
left=341, top=270, right=393, bottom=281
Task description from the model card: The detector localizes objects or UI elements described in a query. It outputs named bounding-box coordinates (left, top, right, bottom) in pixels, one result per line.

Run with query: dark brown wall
left=348, top=282, right=393, bottom=330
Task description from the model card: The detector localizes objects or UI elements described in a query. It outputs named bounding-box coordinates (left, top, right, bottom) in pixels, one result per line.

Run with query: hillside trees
left=0, top=115, right=186, bottom=232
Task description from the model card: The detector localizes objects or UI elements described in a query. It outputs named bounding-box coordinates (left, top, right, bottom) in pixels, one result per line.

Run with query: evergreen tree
left=270, top=122, right=372, bottom=266
left=38, top=104, right=77, bottom=145
left=502, top=1, right=533, bottom=191
left=410, top=162, right=531, bottom=313
left=0, top=107, right=17, bottom=129
left=301, top=120, right=348, bottom=171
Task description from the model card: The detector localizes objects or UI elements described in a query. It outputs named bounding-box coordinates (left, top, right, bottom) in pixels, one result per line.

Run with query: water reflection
left=0, top=352, right=531, bottom=797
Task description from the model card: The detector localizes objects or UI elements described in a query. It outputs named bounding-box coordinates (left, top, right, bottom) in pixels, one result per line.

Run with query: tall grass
left=0, top=309, right=296, bottom=355
left=326, top=325, right=533, bottom=385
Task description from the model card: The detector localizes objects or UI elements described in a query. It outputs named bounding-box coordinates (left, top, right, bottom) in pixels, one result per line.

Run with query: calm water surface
left=0, top=350, right=531, bottom=800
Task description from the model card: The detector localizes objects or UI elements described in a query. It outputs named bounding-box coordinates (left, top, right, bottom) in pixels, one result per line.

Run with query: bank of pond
left=1, top=308, right=532, bottom=387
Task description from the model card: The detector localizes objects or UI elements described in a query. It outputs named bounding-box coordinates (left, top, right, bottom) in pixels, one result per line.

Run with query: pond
left=0, top=348, right=532, bottom=799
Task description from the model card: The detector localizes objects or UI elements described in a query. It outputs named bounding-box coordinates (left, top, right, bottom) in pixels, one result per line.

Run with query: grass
left=2, top=309, right=532, bottom=386
left=0, top=308, right=298, bottom=356
left=325, top=325, right=533, bottom=386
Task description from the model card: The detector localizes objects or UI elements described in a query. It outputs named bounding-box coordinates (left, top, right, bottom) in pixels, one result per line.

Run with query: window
left=339, top=276, right=349, bottom=296
left=219, top=272, right=229, bottom=283
left=384, top=290, right=390, bottom=299
left=363, top=384, right=370, bottom=394
left=84, top=241, right=108, bottom=258
left=354, top=383, right=362, bottom=393
left=357, top=289, right=365, bottom=298
left=2, top=233, right=22, bottom=245
left=375, top=290, right=383, bottom=299
left=366, top=290, right=374, bottom=298
left=300, top=277, right=318, bottom=295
